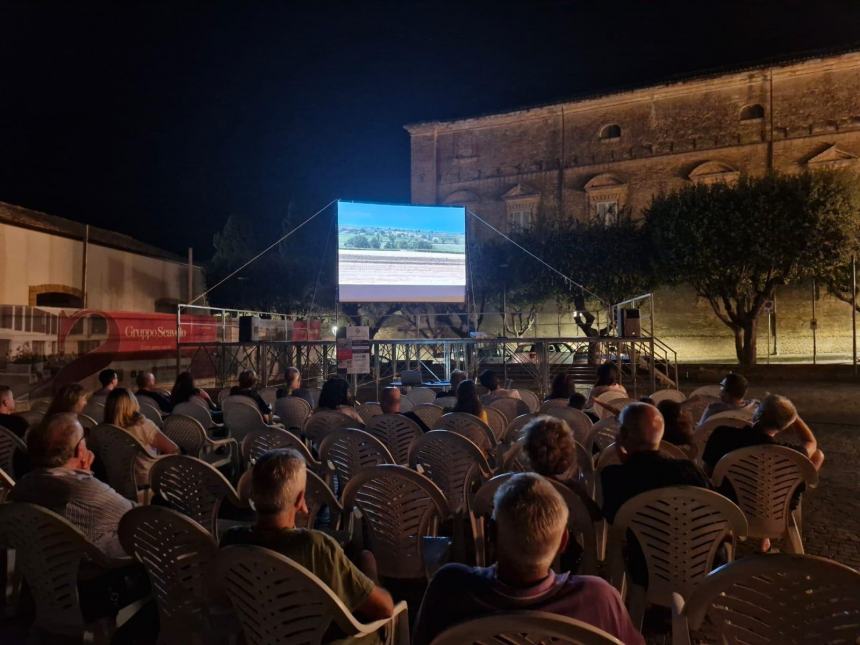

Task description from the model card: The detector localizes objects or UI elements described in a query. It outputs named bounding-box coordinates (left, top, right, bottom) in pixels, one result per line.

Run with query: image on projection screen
left=337, top=201, right=466, bottom=303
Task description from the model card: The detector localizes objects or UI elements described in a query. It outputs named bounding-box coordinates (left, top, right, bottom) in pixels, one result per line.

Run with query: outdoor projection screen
left=337, top=201, right=466, bottom=303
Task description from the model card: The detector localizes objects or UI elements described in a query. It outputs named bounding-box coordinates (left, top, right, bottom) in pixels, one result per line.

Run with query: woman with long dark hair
left=317, top=377, right=363, bottom=425
left=585, top=362, right=627, bottom=409
left=170, top=371, right=218, bottom=411
left=453, top=379, right=488, bottom=424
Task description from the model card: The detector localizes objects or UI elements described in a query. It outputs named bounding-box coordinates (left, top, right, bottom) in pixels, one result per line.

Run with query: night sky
left=2, top=0, right=859, bottom=258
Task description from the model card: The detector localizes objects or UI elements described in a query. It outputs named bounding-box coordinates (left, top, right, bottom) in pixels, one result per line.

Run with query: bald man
left=600, top=403, right=709, bottom=523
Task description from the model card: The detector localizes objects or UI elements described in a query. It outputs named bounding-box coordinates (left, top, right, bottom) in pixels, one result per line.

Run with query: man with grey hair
left=221, top=449, right=394, bottom=629
left=135, top=371, right=173, bottom=413
left=703, top=393, right=824, bottom=475
left=413, top=473, right=643, bottom=645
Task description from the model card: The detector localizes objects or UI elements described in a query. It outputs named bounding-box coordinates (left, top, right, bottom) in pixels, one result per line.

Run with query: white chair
left=83, top=400, right=105, bottom=423
left=356, top=401, right=383, bottom=425
left=483, top=407, right=508, bottom=442
left=77, top=413, right=98, bottom=431
left=303, top=410, right=360, bottom=449
left=435, top=396, right=457, bottom=411
left=409, top=430, right=491, bottom=515
left=691, top=416, right=749, bottom=466
left=162, top=414, right=238, bottom=472
left=650, top=389, right=686, bottom=404
left=688, top=385, right=722, bottom=399
left=592, top=390, right=628, bottom=420
left=503, top=413, right=539, bottom=443
left=539, top=407, right=593, bottom=445
left=517, top=389, right=541, bottom=413
left=607, top=486, right=748, bottom=629
left=118, top=506, right=230, bottom=645
left=596, top=440, right=689, bottom=470
left=0, top=502, right=139, bottom=643
left=241, top=427, right=328, bottom=480
left=150, top=455, right=247, bottom=540
left=431, top=611, right=623, bottom=645
left=298, top=470, right=344, bottom=531
left=398, top=396, right=415, bottom=412
left=139, top=401, right=164, bottom=429
left=672, top=553, right=860, bottom=645
left=438, top=413, right=496, bottom=455
left=89, top=424, right=157, bottom=502
left=585, top=418, right=619, bottom=456
left=319, top=428, right=395, bottom=491
left=487, top=397, right=530, bottom=426
left=364, top=414, right=423, bottom=465
left=342, top=465, right=450, bottom=580
left=712, top=445, right=819, bottom=554
left=260, top=387, right=278, bottom=407
left=682, top=395, right=720, bottom=427
left=540, top=398, right=570, bottom=410
left=216, top=545, right=408, bottom=645
left=273, top=395, right=312, bottom=431
left=173, top=401, right=221, bottom=432
left=411, top=403, right=444, bottom=430
left=406, top=386, right=437, bottom=406
left=705, top=407, right=755, bottom=423
left=223, top=398, right=278, bottom=443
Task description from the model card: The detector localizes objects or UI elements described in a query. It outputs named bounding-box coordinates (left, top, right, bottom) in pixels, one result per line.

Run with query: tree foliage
left=645, top=170, right=860, bottom=366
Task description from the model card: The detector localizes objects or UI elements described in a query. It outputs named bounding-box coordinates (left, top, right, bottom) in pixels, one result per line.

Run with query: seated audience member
left=546, top=372, right=575, bottom=403
left=699, top=372, right=757, bottom=424
left=135, top=371, right=173, bottom=413
left=171, top=370, right=218, bottom=410
left=104, top=388, right=179, bottom=483
left=585, top=362, right=627, bottom=409
left=600, top=403, right=709, bottom=586
left=11, top=413, right=135, bottom=556
left=437, top=369, right=466, bottom=399
left=0, top=385, right=29, bottom=438
left=275, top=367, right=314, bottom=407
left=657, top=400, right=694, bottom=447
left=453, top=379, right=489, bottom=425
left=568, top=392, right=587, bottom=410
left=522, top=415, right=601, bottom=517
left=222, top=449, right=394, bottom=629
left=380, top=386, right=430, bottom=432
left=91, top=368, right=119, bottom=401
left=317, top=377, right=364, bottom=425
left=478, top=369, right=521, bottom=402
left=230, top=369, right=272, bottom=420
left=413, top=473, right=643, bottom=645
left=702, top=393, right=824, bottom=475
left=11, top=413, right=149, bottom=619
left=46, top=383, right=89, bottom=417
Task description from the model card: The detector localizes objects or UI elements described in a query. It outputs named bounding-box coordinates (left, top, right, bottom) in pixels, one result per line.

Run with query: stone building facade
left=405, top=50, right=860, bottom=362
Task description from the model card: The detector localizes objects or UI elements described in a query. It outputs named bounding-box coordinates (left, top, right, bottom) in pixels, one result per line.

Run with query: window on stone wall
left=595, top=200, right=619, bottom=225
left=599, top=124, right=622, bottom=141
left=506, top=199, right=538, bottom=231
left=740, top=104, right=764, bottom=121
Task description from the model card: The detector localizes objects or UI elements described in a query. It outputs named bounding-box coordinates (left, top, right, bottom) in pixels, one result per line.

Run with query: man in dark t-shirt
left=229, top=369, right=272, bottom=419
left=135, top=372, right=173, bottom=413
left=0, top=385, right=29, bottom=439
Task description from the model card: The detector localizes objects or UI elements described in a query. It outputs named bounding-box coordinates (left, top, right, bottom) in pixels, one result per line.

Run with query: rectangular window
left=595, top=200, right=619, bottom=225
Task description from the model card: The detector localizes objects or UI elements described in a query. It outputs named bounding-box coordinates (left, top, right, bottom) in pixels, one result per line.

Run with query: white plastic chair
left=342, top=465, right=450, bottom=580
left=83, top=400, right=105, bottom=423
left=89, top=423, right=157, bottom=502
left=118, top=506, right=232, bottom=645
left=540, top=398, right=570, bottom=410
left=431, top=611, right=623, bottom=645
left=607, top=486, right=748, bottom=629
left=503, top=413, right=539, bottom=443
left=688, top=385, right=722, bottom=399
left=216, top=545, right=409, bottom=645
left=585, top=418, right=620, bottom=456
left=0, top=502, right=138, bottom=643
left=712, top=445, right=819, bottom=554
left=435, top=396, right=457, bottom=411
left=596, top=440, right=689, bottom=471
left=650, top=389, right=686, bottom=404
left=592, top=390, right=629, bottom=420
left=222, top=399, right=278, bottom=443
left=241, top=427, right=325, bottom=474
left=173, top=401, right=221, bottom=431
left=273, top=395, right=313, bottom=431
left=691, top=416, right=749, bottom=466
left=162, top=414, right=238, bottom=472
left=356, top=402, right=383, bottom=425
left=438, top=413, right=496, bottom=455
left=302, top=410, right=358, bottom=449
left=411, top=403, right=444, bottom=430
left=539, top=407, right=594, bottom=445
left=406, top=387, right=437, bottom=406
left=671, top=553, right=860, bottom=645
left=139, top=401, right=164, bottom=429
left=319, top=428, right=395, bottom=491
left=364, top=414, right=423, bottom=465
left=260, top=387, right=278, bottom=407
left=484, top=407, right=509, bottom=442
left=487, top=397, right=530, bottom=426
left=78, top=413, right=98, bottom=431
left=517, top=389, right=541, bottom=413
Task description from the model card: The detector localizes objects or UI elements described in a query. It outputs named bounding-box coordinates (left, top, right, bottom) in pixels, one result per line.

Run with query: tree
left=645, top=170, right=860, bottom=367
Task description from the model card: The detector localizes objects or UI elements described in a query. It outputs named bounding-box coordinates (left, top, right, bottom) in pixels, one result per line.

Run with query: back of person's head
left=171, top=371, right=196, bottom=404
left=380, top=386, right=401, bottom=414
left=754, top=394, right=797, bottom=431
left=523, top=416, right=577, bottom=479
left=594, top=362, right=618, bottom=386
left=46, top=383, right=88, bottom=416
left=27, top=412, right=84, bottom=468
left=454, top=379, right=483, bottom=417
left=449, top=369, right=467, bottom=391
left=618, top=402, right=664, bottom=453
left=135, top=371, right=155, bottom=390
left=493, top=473, right=568, bottom=577
left=720, top=372, right=748, bottom=400
left=238, top=369, right=258, bottom=390
left=98, top=369, right=118, bottom=388
left=568, top=392, right=587, bottom=410
left=657, top=399, right=694, bottom=445
left=285, top=367, right=301, bottom=388
left=104, top=387, right=144, bottom=428
left=0, top=385, right=13, bottom=411
left=318, top=377, right=351, bottom=409
left=478, top=370, right=498, bottom=391
left=250, top=449, right=307, bottom=515
left=548, top=372, right=574, bottom=400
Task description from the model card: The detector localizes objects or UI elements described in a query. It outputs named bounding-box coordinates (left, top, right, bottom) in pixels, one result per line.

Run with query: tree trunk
left=737, top=317, right=758, bottom=367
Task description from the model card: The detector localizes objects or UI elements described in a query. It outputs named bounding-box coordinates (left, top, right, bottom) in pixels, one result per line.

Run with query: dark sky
left=2, top=0, right=859, bottom=258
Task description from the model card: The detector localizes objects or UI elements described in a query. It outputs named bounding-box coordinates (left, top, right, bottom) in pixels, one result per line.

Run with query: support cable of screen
left=188, top=199, right=338, bottom=305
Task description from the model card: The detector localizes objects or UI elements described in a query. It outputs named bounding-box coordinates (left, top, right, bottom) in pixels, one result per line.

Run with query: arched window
left=599, top=124, right=621, bottom=141
left=739, top=104, right=764, bottom=120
